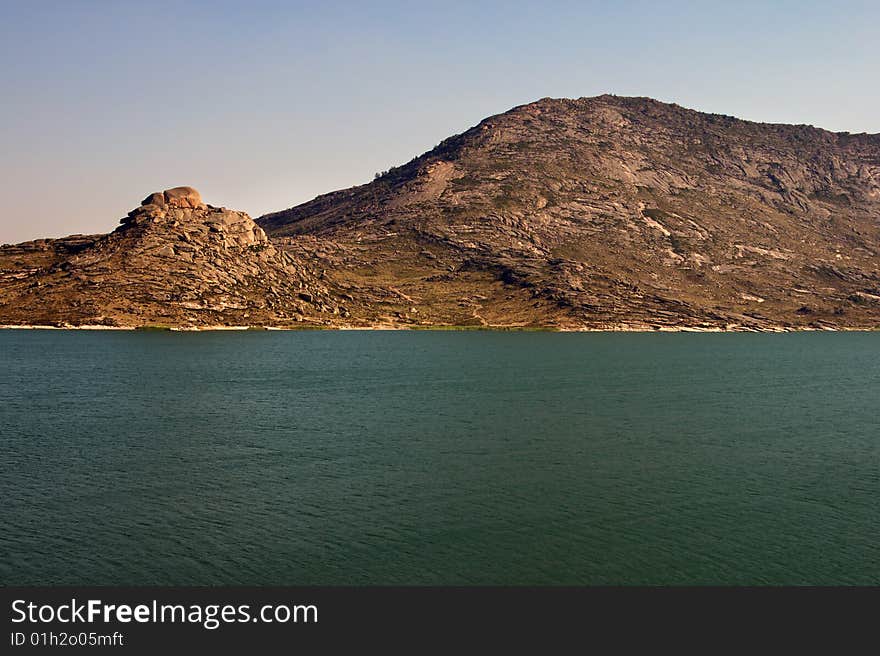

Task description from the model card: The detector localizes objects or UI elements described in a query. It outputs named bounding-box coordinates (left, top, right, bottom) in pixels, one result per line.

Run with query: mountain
left=258, top=95, right=880, bottom=330
left=3, top=96, right=880, bottom=329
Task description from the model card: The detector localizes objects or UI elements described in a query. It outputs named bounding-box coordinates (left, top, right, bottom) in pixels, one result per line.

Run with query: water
left=1, top=330, right=878, bottom=585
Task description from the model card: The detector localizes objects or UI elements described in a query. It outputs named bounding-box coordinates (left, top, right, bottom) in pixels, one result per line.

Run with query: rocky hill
left=3, top=96, right=880, bottom=329
left=259, top=95, right=880, bottom=330
left=0, top=187, right=339, bottom=327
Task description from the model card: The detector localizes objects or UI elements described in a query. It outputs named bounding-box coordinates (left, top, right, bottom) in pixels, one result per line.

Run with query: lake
left=1, top=330, right=878, bottom=584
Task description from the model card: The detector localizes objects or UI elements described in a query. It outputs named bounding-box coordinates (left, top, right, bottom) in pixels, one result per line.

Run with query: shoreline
left=1, top=323, right=877, bottom=333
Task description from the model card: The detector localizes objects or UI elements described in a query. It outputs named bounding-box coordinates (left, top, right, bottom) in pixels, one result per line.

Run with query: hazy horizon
left=2, top=0, right=878, bottom=244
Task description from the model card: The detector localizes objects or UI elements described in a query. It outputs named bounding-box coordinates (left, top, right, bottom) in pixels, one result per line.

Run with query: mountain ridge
left=2, top=95, right=879, bottom=330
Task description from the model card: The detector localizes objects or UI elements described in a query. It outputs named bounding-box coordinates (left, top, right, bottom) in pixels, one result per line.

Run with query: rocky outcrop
left=144, top=186, right=204, bottom=209
left=0, top=188, right=339, bottom=327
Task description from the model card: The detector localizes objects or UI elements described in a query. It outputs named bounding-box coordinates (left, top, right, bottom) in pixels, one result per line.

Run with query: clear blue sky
left=1, top=0, right=878, bottom=243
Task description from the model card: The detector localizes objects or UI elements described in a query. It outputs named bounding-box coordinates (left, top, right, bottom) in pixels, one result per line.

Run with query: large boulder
left=163, top=186, right=203, bottom=208
left=142, top=186, right=203, bottom=209
left=141, top=192, right=165, bottom=207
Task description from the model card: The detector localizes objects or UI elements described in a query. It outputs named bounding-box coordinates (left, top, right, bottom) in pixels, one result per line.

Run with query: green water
left=1, top=330, right=877, bottom=585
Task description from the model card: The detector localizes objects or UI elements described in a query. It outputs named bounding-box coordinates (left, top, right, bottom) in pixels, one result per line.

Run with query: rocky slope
left=2, top=96, right=880, bottom=329
left=259, top=95, right=880, bottom=330
left=0, top=187, right=338, bottom=326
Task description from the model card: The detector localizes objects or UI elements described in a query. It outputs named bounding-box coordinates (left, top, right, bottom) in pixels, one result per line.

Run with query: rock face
left=0, top=188, right=337, bottom=326
left=2, top=96, right=880, bottom=329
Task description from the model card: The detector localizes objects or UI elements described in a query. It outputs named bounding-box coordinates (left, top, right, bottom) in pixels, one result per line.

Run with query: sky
left=1, top=0, right=878, bottom=244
